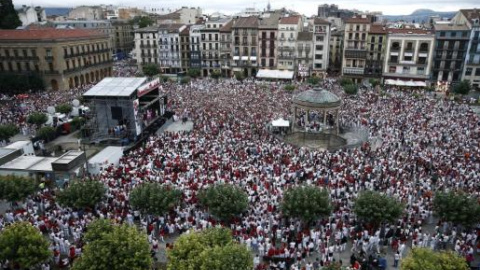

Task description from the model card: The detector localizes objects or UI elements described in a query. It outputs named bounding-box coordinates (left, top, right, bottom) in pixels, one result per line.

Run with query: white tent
left=271, top=118, right=290, bottom=127
left=405, top=81, right=416, bottom=87
left=256, top=69, right=294, bottom=80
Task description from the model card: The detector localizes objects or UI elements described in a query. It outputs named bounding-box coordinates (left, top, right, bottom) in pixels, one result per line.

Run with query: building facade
left=296, top=32, right=313, bottom=78
left=17, top=6, right=46, bottom=26
left=277, top=16, right=302, bottom=71
left=219, top=21, right=233, bottom=77
left=232, top=16, right=259, bottom=77
left=329, top=30, right=343, bottom=73
left=159, top=24, right=186, bottom=74
left=179, top=26, right=191, bottom=73
left=53, top=21, right=115, bottom=53
left=111, top=19, right=135, bottom=55
left=365, top=24, right=387, bottom=79
left=312, top=18, right=330, bottom=77
left=0, top=29, right=112, bottom=91
left=342, top=15, right=371, bottom=83
left=189, top=24, right=204, bottom=70
left=68, top=6, right=105, bottom=20
left=433, top=23, right=470, bottom=86
left=200, top=18, right=230, bottom=77
left=383, top=29, right=435, bottom=86
left=134, top=27, right=159, bottom=69
left=258, top=12, right=281, bottom=70
left=453, top=9, right=480, bottom=89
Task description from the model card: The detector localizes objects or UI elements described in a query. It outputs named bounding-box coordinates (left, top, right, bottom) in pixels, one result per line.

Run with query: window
left=269, top=59, right=274, bottom=67
left=379, top=36, right=383, bottom=43
left=315, top=45, right=323, bottom=50
left=466, top=68, right=473, bottom=76
left=404, top=55, right=412, bottom=61
left=261, top=59, right=266, bottom=67
left=440, top=31, right=445, bottom=37
left=31, top=49, right=36, bottom=57
left=370, top=36, right=375, bottom=42
left=389, top=66, right=396, bottom=73
left=22, top=49, right=27, bottom=57
left=316, top=35, right=324, bottom=42
left=13, top=50, right=18, bottom=57
left=475, top=68, right=480, bottom=76
left=417, top=67, right=425, bottom=75
left=16, top=62, right=21, bottom=71
left=315, top=54, right=323, bottom=60
left=5, top=50, right=9, bottom=57
left=403, top=66, right=410, bottom=74
left=314, top=63, right=322, bottom=69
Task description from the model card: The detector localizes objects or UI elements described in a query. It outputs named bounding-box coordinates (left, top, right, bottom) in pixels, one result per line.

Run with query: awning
left=241, top=56, right=249, bottom=60
left=405, top=81, right=416, bottom=87
left=256, top=69, right=294, bottom=79
left=250, top=56, right=257, bottom=61
left=385, top=79, right=426, bottom=87
left=233, top=56, right=240, bottom=60
left=414, top=81, right=427, bottom=87
left=272, top=118, right=290, bottom=127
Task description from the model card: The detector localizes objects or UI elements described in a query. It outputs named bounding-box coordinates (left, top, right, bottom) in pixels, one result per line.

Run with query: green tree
left=281, top=185, right=332, bottom=226
left=433, top=191, right=480, bottom=227
left=129, top=183, right=182, bottom=216
left=168, top=227, right=252, bottom=270
left=0, top=175, right=37, bottom=203
left=401, top=248, right=469, bottom=270
left=27, top=112, right=48, bottom=129
left=70, top=116, right=86, bottom=131
left=138, top=16, right=154, bottom=28
left=180, top=76, right=191, bottom=84
left=210, top=69, right=222, bottom=80
left=0, top=222, right=50, bottom=268
left=57, top=180, right=106, bottom=209
left=453, top=80, right=471, bottom=95
left=83, top=218, right=114, bottom=242
left=307, top=76, right=321, bottom=85
left=198, top=184, right=248, bottom=222
left=0, top=73, right=45, bottom=94
left=339, top=77, right=353, bottom=86
left=368, top=78, right=380, bottom=87
left=142, top=64, right=160, bottom=77
left=344, top=84, right=358, bottom=95
left=36, top=126, right=56, bottom=141
left=234, top=71, right=245, bottom=81
left=72, top=220, right=152, bottom=270
left=187, top=68, right=201, bottom=78
left=284, top=84, right=295, bottom=91
left=353, top=190, right=404, bottom=228
left=0, top=0, right=22, bottom=29
left=55, top=103, right=73, bottom=114
left=0, top=124, right=19, bottom=141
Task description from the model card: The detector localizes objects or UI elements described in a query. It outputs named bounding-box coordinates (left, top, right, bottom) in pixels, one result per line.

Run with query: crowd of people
left=0, top=76, right=479, bottom=270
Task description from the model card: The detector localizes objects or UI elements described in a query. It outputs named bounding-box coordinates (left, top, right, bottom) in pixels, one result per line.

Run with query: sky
left=13, top=0, right=480, bottom=16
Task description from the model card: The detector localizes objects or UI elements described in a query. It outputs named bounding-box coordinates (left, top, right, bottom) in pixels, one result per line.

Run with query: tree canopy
left=353, top=190, right=404, bottom=227
left=167, top=227, right=252, bottom=270
left=0, top=175, right=37, bottom=203
left=142, top=64, right=160, bottom=77
left=72, top=219, right=152, bottom=270
left=0, top=222, right=50, bottom=268
left=401, top=248, right=469, bottom=270
left=307, top=76, right=321, bottom=85
left=0, top=0, right=22, bottom=29
left=198, top=184, right=248, bottom=222
left=343, top=84, right=358, bottom=95
left=187, top=68, right=201, bottom=78
left=36, top=126, right=56, bottom=141
left=234, top=71, right=245, bottom=81
left=57, top=180, right=106, bottom=209
left=129, top=183, right=182, bottom=216
left=27, top=112, right=48, bottom=128
left=0, top=73, right=45, bottom=94
left=453, top=80, right=471, bottom=95
left=210, top=69, right=222, bottom=79
left=0, top=124, right=19, bottom=141
left=281, top=185, right=332, bottom=226
left=433, top=191, right=480, bottom=227
left=55, top=103, right=73, bottom=114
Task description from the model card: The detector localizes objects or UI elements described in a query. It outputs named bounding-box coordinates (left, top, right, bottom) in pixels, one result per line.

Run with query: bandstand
left=291, top=87, right=341, bottom=134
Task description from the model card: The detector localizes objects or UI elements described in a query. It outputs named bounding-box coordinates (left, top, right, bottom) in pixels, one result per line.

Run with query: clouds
left=13, top=0, right=478, bottom=16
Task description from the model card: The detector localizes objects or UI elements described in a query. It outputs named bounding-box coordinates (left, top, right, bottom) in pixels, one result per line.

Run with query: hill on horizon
left=380, top=9, right=456, bottom=22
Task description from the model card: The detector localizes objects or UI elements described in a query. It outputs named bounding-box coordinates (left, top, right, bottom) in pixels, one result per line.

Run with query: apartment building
left=258, top=12, right=281, bottom=70
left=134, top=26, right=159, bottom=69
left=365, top=24, right=387, bottom=79
left=53, top=20, right=115, bottom=53
left=383, top=29, right=435, bottom=86
left=219, top=20, right=234, bottom=77
left=312, top=18, right=330, bottom=77
left=0, top=28, right=112, bottom=90
left=232, top=16, right=259, bottom=77
left=329, top=30, right=343, bottom=73
left=200, top=18, right=231, bottom=77
left=296, top=32, right=313, bottom=78
left=180, top=26, right=191, bottom=73
left=189, top=24, right=204, bottom=70
left=277, top=16, right=302, bottom=71
left=159, top=24, right=186, bottom=74
left=342, top=15, right=371, bottom=83
left=433, top=22, right=470, bottom=85
left=111, top=19, right=135, bottom=55
left=452, top=9, right=480, bottom=89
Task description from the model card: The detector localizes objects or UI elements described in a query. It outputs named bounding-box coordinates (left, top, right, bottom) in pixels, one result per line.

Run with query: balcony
left=344, top=49, right=367, bottom=59
left=277, top=54, right=295, bottom=59
left=343, top=67, right=365, bottom=75
left=390, top=47, right=401, bottom=52
left=44, top=56, right=54, bottom=61
left=140, top=44, right=157, bottom=49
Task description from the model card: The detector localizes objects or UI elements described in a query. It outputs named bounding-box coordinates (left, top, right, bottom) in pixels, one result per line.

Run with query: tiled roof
left=345, top=17, right=370, bottom=24
left=460, top=9, right=480, bottom=24
left=180, top=25, right=190, bottom=35
left=313, top=18, right=329, bottom=25
left=135, top=26, right=159, bottom=33
left=219, top=20, right=233, bottom=32
left=297, top=31, right=312, bottom=41
left=386, top=28, right=433, bottom=35
left=232, top=16, right=259, bottom=29
left=158, top=24, right=185, bottom=32
left=279, top=15, right=301, bottom=25
left=0, top=28, right=107, bottom=41
left=369, top=24, right=387, bottom=34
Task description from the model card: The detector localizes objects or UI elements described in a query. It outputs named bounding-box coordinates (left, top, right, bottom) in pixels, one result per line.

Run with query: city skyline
left=13, top=0, right=479, bottom=16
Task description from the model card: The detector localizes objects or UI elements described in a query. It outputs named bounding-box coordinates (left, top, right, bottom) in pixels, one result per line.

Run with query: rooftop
left=52, top=151, right=85, bottom=165
left=386, top=28, right=433, bottom=35
left=345, top=16, right=371, bottom=24
left=279, top=15, right=301, bottom=25
left=135, top=26, right=159, bottom=33
left=0, top=156, right=57, bottom=172
left=0, top=28, right=107, bottom=41
left=369, top=24, right=387, bottom=34
left=313, top=18, right=329, bottom=25
left=219, top=20, right=233, bottom=32
left=293, top=88, right=341, bottom=108
left=232, top=16, right=259, bottom=28
left=434, top=23, right=470, bottom=31
left=297, top=32, right=313, bottom=41
left=460, top=9, right=480, bottom=25
left=83, top=77, right=148, bottom=97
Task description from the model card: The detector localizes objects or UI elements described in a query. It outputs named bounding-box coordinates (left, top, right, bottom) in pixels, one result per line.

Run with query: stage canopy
left=257, top=69, right=294, bottom=80
left=385, top=79, right=427, bottom=87
left=272, top=118, right=290, bottom=127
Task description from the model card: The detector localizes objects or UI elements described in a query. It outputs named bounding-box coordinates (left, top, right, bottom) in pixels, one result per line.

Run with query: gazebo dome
left=292, top=88, right=341, bottom=109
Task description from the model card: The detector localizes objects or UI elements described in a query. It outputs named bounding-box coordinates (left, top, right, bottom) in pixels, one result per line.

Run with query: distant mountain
left=44, top=7, right=71, bottom=16
left=380, top=9, right=457, bottom=23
